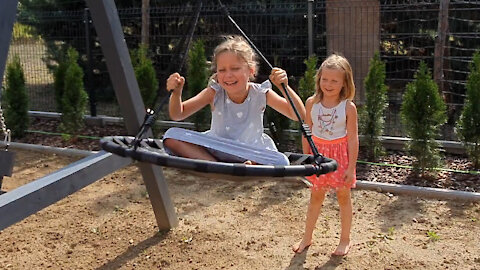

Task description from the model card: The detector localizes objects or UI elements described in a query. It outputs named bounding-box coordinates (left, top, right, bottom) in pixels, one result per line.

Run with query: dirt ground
left=0, top=149, right=479, bottom=270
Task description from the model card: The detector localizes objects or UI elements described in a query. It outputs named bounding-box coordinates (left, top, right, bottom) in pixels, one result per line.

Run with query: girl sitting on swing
left=162, top=35, right=305, bottom=165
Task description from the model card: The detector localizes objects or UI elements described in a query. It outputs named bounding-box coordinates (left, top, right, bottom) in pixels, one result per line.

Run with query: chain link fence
left=4, top=0, right=480, bottom=141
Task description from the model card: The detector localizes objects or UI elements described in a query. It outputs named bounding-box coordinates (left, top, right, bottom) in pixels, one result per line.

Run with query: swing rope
left=131, top=0, right=203, bottom=149
left=216, top=0, right=324, bottom=165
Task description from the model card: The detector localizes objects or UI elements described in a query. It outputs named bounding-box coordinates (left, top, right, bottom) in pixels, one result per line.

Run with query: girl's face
left=216, top=52, right=254, bottom=94
left=319, top=68, right=345, bottom=100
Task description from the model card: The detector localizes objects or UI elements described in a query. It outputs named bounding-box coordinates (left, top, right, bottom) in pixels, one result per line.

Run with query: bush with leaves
left=53, top=52, right=68, bottom=112
left=187, top=39, right=210, bottom=131
left=400, top=61, right=447, bottom=175
left=3, top=55, right=29, bottom=138
left=59, top=47, right=88, bottom=139
left=360, top=52, right=388, bottom=161
left=131, top=45, right=158, bottom=108
left=456, top=51, right=480, bottom=168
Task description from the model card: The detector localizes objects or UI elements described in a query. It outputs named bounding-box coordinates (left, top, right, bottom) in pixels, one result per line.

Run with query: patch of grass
left=427, top=230, right=440, bottom=242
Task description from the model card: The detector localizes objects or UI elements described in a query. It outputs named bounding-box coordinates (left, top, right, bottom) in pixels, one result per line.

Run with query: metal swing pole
left=132, top=0, right=203, bottom=148
left=216, top=0, right=324, bottom=164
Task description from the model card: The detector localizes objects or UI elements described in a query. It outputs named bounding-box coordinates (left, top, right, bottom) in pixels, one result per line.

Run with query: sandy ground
left=0, top=149, right=479, bottom=270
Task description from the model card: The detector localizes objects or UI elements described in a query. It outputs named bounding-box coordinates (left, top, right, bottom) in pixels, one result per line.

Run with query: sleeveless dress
left=162, top=81, right=289, bottom=165
left=306, top=100, right=356, bottom=190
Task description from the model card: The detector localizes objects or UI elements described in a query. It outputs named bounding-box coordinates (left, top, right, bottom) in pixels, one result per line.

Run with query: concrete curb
left=2, top=141, right=478, bottom=202
left=356, top=180, right=480, bottom=202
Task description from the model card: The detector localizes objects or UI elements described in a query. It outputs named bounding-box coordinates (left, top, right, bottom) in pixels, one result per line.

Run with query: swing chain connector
left=3, top=129, right=11, bottom=151
left=131, top=108, right=156, bottom=150
left=0, top=105, right=11, bottom=151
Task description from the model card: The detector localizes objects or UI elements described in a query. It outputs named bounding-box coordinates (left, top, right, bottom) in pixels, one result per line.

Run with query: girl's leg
left=293, top=189, right=326, bottom=253
left=332, top=187, right=353, bottom=256
left=163, top=139, right=217, bottom=161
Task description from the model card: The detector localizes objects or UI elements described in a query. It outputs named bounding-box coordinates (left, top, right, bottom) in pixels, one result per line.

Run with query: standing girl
left=293, top=54, right=358, bottom=256
left=163, top=35, right=305, bottom=165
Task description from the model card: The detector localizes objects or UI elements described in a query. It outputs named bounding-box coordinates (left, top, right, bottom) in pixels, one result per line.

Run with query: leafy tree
left=4, top=55, right=29, bottom=138
left=187, top=39, right=210, bottom=131
left=400, top=61, right=447, bottom=175
left=456, top=51, right=480, bottom=168
left=131, top=44, right=158, bottom=108
left=360, top=52, right=388, bottom=161
left=59, top=47, right=88, bottom=139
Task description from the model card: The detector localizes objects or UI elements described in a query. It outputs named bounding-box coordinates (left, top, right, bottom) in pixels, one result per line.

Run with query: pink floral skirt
left=306, top=136, right=356, bottom=191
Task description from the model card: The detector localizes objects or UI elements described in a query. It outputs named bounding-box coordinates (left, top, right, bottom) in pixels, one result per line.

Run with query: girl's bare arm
left=266, top=68, right=306, bottom=121
left=301, top=97, right=314, bottom=154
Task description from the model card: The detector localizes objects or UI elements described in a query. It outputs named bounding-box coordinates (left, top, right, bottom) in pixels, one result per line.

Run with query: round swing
left=101, top=136, right=336, bottom=177
left=100, top=0, right=338, bottom=178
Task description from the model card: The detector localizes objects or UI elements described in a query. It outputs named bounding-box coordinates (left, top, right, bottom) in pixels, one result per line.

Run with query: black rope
left=216, top=0, right=324, bottom=165
left=132, top=0, right=203, bottom=149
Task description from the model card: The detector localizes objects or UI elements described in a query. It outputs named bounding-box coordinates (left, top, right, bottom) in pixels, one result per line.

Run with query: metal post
left=84, top=8, right=97, bottom=117
left=85, top=0, right=178, bottom=230
left=307, top=0, right=314, bottom=57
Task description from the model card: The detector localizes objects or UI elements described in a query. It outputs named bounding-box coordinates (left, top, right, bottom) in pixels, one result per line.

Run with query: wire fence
left=4, top=0, right=480, bottom=141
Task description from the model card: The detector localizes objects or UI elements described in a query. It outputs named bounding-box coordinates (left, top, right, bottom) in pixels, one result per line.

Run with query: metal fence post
left=84, top=8, right=97, bottom=117
left=307, top=0, right=314, bottom=57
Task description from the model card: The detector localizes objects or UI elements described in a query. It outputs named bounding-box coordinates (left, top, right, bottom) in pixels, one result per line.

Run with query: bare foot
left=243, top=160, right=258, bottom=165
left=331, top=241, right=351, bottom=256
left=292, top=239, right=312, bottom=253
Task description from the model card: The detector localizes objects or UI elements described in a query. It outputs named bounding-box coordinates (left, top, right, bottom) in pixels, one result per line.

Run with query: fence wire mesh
left=3, top=0, right=480, bottom=141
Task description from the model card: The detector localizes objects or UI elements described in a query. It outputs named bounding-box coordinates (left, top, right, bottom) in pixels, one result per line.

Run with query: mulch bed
left=14, top=117, right=480, bottom=193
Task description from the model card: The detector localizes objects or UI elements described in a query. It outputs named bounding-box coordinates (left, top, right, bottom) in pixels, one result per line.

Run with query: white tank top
left=311, top=100, right=347, bottom=140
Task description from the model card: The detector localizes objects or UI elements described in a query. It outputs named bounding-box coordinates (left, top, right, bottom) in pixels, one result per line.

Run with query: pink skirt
left=306, top=136, right=356, bottom=191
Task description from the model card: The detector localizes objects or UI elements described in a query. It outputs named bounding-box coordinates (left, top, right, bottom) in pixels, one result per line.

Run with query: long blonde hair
left=210, top=35, right=258, bottom=81
left=312, top=53, right=355, bottom=104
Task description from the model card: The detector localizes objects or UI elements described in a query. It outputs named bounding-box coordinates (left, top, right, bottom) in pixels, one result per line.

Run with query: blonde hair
left=312, top=53, right=355, bottom=104
left=211, top=35, right=258, bottom=80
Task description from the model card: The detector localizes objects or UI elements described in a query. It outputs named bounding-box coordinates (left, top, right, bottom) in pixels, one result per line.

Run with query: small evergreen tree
left=400, top=61, right=447, bottom=175
left=4, top=55, right=29, bottom=138
left=131, top=45, right=158, bottom=108
left=59, top=47, right=88, bottom=139
left=53, top=57, right=68, bottom=112
left=361, top=52, right=388, bottom=161
left=292, top=55, right=318, bottom=149
left=298, top=55, right=317, bottom=103
left=456, top=51, right=480, bottom=168
left=187, top=39, right=210, bottom=131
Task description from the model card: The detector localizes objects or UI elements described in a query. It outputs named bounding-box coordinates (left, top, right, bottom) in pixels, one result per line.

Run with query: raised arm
left=266, top=68, right=306, bottom=121
left=167, top=73, right=215, bottom=121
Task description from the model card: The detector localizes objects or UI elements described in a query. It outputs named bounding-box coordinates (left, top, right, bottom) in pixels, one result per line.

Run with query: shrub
left=131, top=45, right=158, bottom=108
left=59, top=47, right=88, bottom=138
left=400, top=61, right=447, bottom=175
left=187, top=39, right=210, bottom=131
left=298, top=55, right=317, bottom=103
left=53, top=54, right=68, bottom=112
left=456, top=51, right=480, bottom=168
left=4, top=55, right=29, bottom=138
left=360, top=52, right=388, bottom=161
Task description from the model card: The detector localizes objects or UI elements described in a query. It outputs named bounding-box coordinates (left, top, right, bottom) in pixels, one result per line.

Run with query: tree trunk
left=141, top=0, right=150, bottom=47
left=434, top=0, right=449, bottom=94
